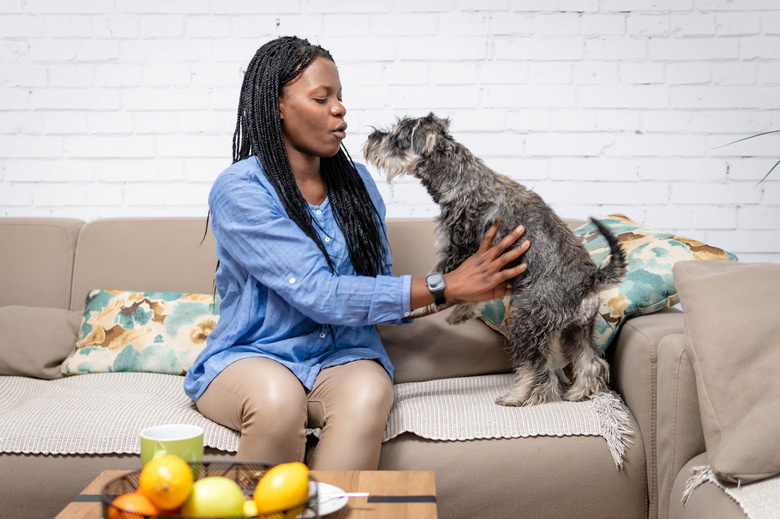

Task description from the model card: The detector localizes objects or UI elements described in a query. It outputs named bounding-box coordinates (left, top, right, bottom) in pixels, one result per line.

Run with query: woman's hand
left=408, top=219, right=529, bottom=312
left=443, top=219, right=530, bottom=304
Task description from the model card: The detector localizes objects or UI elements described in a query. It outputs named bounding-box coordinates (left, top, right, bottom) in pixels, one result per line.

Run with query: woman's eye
left=314, top=98, right=327, bottom=104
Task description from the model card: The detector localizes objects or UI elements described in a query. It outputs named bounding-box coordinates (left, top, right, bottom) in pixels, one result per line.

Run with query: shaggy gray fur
left=364, top=113, right=627, bottom=406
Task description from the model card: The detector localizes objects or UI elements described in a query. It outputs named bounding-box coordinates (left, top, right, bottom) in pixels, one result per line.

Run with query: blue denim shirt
left=183, top=157, right=412, bottom=400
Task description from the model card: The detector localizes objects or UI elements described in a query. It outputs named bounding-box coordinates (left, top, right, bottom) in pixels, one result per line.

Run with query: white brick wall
left=1, top=0, right=778, bottom=262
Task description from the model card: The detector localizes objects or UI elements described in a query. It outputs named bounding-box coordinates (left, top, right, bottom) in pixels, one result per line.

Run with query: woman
left=184, top=36, right=530, bottom=470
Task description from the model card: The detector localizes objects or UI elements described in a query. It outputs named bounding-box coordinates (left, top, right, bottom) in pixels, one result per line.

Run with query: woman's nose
left=331, top=100, right=346, bottom=117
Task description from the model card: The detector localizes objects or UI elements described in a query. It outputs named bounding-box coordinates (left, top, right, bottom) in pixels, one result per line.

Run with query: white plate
left=298, top=481, right=349, bottom=517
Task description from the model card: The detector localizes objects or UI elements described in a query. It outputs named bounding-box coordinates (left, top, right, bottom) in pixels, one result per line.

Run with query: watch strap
left=426, top=273, right=447, bottom=308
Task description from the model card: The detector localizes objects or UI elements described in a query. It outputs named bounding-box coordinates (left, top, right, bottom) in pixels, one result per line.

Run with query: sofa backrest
left=0, top=218, right=84, bottom=309
left=385, top=218, right=438, bottom=277
left=384, top=217, right=587, bottom=277
left=69, top=217, right=218, bottom=311
left=2, top=215, right=588, bottom=312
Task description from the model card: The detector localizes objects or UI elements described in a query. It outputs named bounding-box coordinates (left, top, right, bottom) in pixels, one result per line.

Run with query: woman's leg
left=306, top=360, right=394, bottom=470
left=195, top=356, right=308, bottom=463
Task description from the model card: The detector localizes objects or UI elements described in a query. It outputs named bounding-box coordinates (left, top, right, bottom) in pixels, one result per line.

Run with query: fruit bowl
left=101, top=461, right=319, bottom=519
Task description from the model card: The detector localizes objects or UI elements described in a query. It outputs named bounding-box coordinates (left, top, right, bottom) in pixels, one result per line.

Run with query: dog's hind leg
left=496, top=323, right=564, bottom=406
left=560, top=321, right=609, bottom=402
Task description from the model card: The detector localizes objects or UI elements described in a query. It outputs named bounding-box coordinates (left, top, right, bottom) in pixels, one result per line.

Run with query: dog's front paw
left=495, top=394, right=526, bottom=407
left=446, top=303, right=477, bottom=325
left=496, top=377, right=564, bottom=407
left=563, top=383, right=606, bottom=402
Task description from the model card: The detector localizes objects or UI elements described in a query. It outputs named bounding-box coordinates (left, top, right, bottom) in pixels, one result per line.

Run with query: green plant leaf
left=715, top=130, right=779, bottom=184
left=715, top=129, right=780, bottom=149
left=756, top=159, right=779, bottom=186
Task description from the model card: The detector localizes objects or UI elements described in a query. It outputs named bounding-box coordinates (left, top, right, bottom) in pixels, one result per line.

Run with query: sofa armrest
left=656, top=333, right=706, bottom=519
left=607, top=308, right=685, bottom=519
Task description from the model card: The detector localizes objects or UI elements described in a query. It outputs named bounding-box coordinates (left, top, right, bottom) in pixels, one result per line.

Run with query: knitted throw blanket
left=1, top=372, right=632, bottom=469
left=386, top=374, right=633, bottom=469
left=0, top=373, right=240, bottom=455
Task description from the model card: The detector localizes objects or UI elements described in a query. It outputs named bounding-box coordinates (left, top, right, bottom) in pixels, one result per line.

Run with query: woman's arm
left=210, top=168, right=413, bottom=326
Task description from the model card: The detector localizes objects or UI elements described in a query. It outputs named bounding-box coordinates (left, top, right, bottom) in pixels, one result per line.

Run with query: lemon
left=253, top=462, right=310, bottom=514
left=138, top=454, right=194, bottom=511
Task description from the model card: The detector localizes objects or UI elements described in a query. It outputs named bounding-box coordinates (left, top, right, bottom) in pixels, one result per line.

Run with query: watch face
left=427, top=273, right=445, bottom=290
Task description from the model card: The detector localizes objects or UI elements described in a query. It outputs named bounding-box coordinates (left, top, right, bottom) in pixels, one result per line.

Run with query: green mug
left=140, top=424, right=204, bottom=466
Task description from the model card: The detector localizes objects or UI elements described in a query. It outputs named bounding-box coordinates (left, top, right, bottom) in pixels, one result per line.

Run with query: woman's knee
left=312, top=361, right=394, bottom=425
left=353, top=374, right=394, bottom=416
left=243, top=385, right=306, bottom=432
left=203, top=357, right=308, bottom=434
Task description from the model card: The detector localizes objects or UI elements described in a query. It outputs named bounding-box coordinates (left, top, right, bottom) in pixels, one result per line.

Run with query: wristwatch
left=426, top=272, right=447, bottom=308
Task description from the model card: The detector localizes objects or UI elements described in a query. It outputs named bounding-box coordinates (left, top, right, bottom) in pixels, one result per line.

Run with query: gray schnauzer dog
left=363, top=113, right=627, bottom=406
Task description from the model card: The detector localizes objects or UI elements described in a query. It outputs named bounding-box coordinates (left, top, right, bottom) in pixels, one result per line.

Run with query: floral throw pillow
left=61, top=289, right=220, bottom=376
left=478, top=214, right=738, bottom=381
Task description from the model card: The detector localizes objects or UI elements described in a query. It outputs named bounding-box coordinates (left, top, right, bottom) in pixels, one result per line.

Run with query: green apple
left=180, top=476, right=245, bottom=517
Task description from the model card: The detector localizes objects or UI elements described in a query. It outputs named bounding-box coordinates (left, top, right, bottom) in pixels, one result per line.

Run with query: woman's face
left=279, top=56, right=347, bottom=160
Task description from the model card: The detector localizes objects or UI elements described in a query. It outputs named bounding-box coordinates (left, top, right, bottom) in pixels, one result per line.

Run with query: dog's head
left=363, top=112, right=453, bottom=181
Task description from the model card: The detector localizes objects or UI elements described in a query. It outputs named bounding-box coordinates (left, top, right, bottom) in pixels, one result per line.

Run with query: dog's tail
left=586, top=217, right=627, bottom=292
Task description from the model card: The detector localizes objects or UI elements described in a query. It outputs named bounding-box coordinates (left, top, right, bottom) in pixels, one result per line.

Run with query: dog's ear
left=425, top=112, right=451, bottom=132
left=423, top=132, right=438, bottom=154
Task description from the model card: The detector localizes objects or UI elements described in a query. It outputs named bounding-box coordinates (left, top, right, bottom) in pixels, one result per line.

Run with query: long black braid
left=232, top=36, right=387, bottom=277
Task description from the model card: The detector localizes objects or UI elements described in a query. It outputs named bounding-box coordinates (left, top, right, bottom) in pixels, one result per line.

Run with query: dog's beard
left=364, top=144, right=421, bottom=182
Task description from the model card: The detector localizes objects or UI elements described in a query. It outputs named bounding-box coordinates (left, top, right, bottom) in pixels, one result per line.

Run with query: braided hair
left=233, top=36, right=387, bottom=277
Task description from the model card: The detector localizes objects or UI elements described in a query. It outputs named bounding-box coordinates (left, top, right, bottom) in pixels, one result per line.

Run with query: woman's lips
left=332, top=125, right=347, bottom=139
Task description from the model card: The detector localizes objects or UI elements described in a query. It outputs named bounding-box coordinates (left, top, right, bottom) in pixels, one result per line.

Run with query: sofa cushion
left=675, top=260, right=780, bottom=484
left=61, top=289, right=220, bottom=376
left=0, top=218, right=83, bottom=309
left=478, top=214, right=737, bottom=381
left=0, top=305, right=82, bottom=379
left=380, top=431, right=647, bottom=519
left=377, top=306, right=511, bottom=383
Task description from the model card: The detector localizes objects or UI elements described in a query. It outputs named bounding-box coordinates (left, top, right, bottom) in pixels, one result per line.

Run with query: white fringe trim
left=682, top=465, right=713, bottom=506
left=590, top=390, right=634, bottom=469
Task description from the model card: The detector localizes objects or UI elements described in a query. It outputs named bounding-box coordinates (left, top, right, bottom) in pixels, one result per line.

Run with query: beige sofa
left=0, top=216, right=759, bottom=519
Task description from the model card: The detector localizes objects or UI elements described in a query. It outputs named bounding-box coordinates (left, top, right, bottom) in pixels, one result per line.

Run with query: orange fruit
left=138, top=454, right=194, bottom=511
left=254, top=462, right=309, bottom=514
left=108, top=492, right=159, bottom=519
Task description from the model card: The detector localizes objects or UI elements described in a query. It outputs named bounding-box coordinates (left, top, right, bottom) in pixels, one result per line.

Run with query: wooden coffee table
left=54, top=469, right=437, bottom=519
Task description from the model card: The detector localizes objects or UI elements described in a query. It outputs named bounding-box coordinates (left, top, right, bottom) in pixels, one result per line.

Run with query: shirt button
left=289, top=277, right=296, bottom=284
left=319, top=332, right=326, bottom=339
left=404, top=312, right=411, bottom=317
left=315, top=210, right=322, bottom=215
left=324, top=237, right=331, bottom=243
